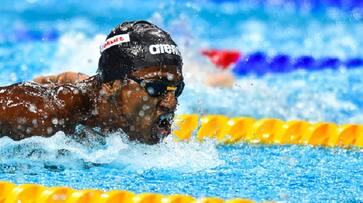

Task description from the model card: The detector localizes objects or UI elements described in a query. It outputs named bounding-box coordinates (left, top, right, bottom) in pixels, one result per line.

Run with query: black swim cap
left=98, top=20, right=183, bottom=83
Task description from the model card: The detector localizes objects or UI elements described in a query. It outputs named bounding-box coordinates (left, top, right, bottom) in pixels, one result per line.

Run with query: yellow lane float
left=172, top=114, right=363, bottom=147
left=0, top=181, right=257, bottom=203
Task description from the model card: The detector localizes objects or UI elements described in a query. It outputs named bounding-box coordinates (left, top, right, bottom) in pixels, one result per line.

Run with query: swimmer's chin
left=128, top=113, right=173, bottom=144
left=127, top=126, right=171, bottom=145
left=150, top=120, right=172, bottom=144
left=150, top=129, right=170, bottom=144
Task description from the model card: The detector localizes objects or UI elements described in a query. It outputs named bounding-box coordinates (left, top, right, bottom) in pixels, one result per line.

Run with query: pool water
left=0, top=0, right=362, bottom=202
left=0, top=133, right=362, bottom=202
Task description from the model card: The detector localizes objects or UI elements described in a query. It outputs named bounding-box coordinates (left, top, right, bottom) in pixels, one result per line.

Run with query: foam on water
left=0, top=131, right=223, bottom=174
left=110, top=139, right=222, bottom=172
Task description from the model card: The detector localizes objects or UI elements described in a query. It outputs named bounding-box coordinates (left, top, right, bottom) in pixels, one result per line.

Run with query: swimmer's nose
left=159, top=91, right=177, bottom=112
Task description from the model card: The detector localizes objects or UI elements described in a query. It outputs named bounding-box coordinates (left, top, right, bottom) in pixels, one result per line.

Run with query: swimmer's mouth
left=152, top=112, right=174, bottom=142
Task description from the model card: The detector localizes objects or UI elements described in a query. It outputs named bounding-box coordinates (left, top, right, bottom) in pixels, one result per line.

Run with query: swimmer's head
left=98, top=20, right=183, bottom=83
left=97, top=21, right=184, bottom=144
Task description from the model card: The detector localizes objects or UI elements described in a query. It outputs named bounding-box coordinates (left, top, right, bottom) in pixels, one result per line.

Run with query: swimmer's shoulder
left=53, top=76, right=99, bottom=111
left=0, top=81, right=49, bottom=96
left=0, top=75, right=95, bottom=109
left=0, top=81, right=85, bottom=102
left=33, top=71, right=90, bottom=85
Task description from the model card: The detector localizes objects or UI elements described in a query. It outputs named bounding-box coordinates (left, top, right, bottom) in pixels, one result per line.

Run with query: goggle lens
left=130, top=77, right=184, bottom=97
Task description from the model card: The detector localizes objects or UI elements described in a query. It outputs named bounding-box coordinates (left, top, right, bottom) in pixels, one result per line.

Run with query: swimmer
left=204, top=72, right=235, bottom=87
left=0, top=20, right=184, bottom=145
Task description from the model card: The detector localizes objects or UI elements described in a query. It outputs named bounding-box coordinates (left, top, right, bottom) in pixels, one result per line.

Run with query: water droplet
left=139, top=110, right=145, bottom=117
left=26, top=127, right=32, bottom=134
left=51, top=118, right=58, bottom=125
left=47, top=127, right=53, bottom=134
left=58, top=119, right=65, bottom=125
left=99, top=89, right=106, bottom=96
left=167, top=73, right=174, bottom=80
left=142, top=105, right=150, bottom=110
left=142, top=96, right=148, bottom=101
left=92, top=109, right=99, bottom=115
left=32, top=119, right=38, bottom=126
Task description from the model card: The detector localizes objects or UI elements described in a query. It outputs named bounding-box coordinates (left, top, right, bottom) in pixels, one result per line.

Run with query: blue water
left=0, top=0, right=363, bottom=202
left=0, top=134, right=362, bottom=202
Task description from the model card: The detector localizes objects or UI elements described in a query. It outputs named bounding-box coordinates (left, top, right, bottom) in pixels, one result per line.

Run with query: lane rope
left=173, top=114, right=363, bottom=148
left=0, top=181, right=257, bottom=203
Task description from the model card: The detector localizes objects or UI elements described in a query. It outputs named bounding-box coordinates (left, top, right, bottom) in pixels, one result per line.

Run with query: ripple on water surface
left=0, top=133, right=362, bottom=202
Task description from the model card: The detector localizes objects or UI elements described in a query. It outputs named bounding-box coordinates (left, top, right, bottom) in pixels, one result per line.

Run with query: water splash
left=0, top=131, right=223, bottom=174
left=109, top=136, right=223, bottom=172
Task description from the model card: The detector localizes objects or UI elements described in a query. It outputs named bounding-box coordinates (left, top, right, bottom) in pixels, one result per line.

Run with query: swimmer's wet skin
left=0, top=20, right=184, bottom=145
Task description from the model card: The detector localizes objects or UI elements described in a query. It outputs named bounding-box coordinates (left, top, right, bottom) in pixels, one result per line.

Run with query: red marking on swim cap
left=100, top=34, right=130, bottom=53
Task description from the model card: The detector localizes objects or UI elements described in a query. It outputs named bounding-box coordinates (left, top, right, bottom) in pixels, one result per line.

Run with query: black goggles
left=128, top=76, right=185, bottom=97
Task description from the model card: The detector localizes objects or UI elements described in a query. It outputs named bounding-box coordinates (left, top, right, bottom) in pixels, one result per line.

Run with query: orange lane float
left=172, top=114, right=363, bottom=148
left=0, top=182, right=257, bottom=203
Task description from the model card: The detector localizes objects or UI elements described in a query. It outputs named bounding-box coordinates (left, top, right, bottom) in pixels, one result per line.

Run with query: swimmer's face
left=119, top=65, right=183, bottom=144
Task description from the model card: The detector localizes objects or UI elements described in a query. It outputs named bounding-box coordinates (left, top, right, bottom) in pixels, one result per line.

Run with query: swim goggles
left=128, top=76, right=185, bottom=97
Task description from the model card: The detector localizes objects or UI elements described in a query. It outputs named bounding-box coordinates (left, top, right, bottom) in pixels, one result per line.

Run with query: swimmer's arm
left=33, top=72, right=90, bottom=85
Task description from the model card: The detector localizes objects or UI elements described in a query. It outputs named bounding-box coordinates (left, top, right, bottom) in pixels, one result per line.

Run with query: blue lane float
left=16, top=29, right=59, bottom=42
left=208, top=0, right=363, bottom=10
left=232, top=52, right=363, bottom=76
left=3, top=28, right=60, bottom=43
